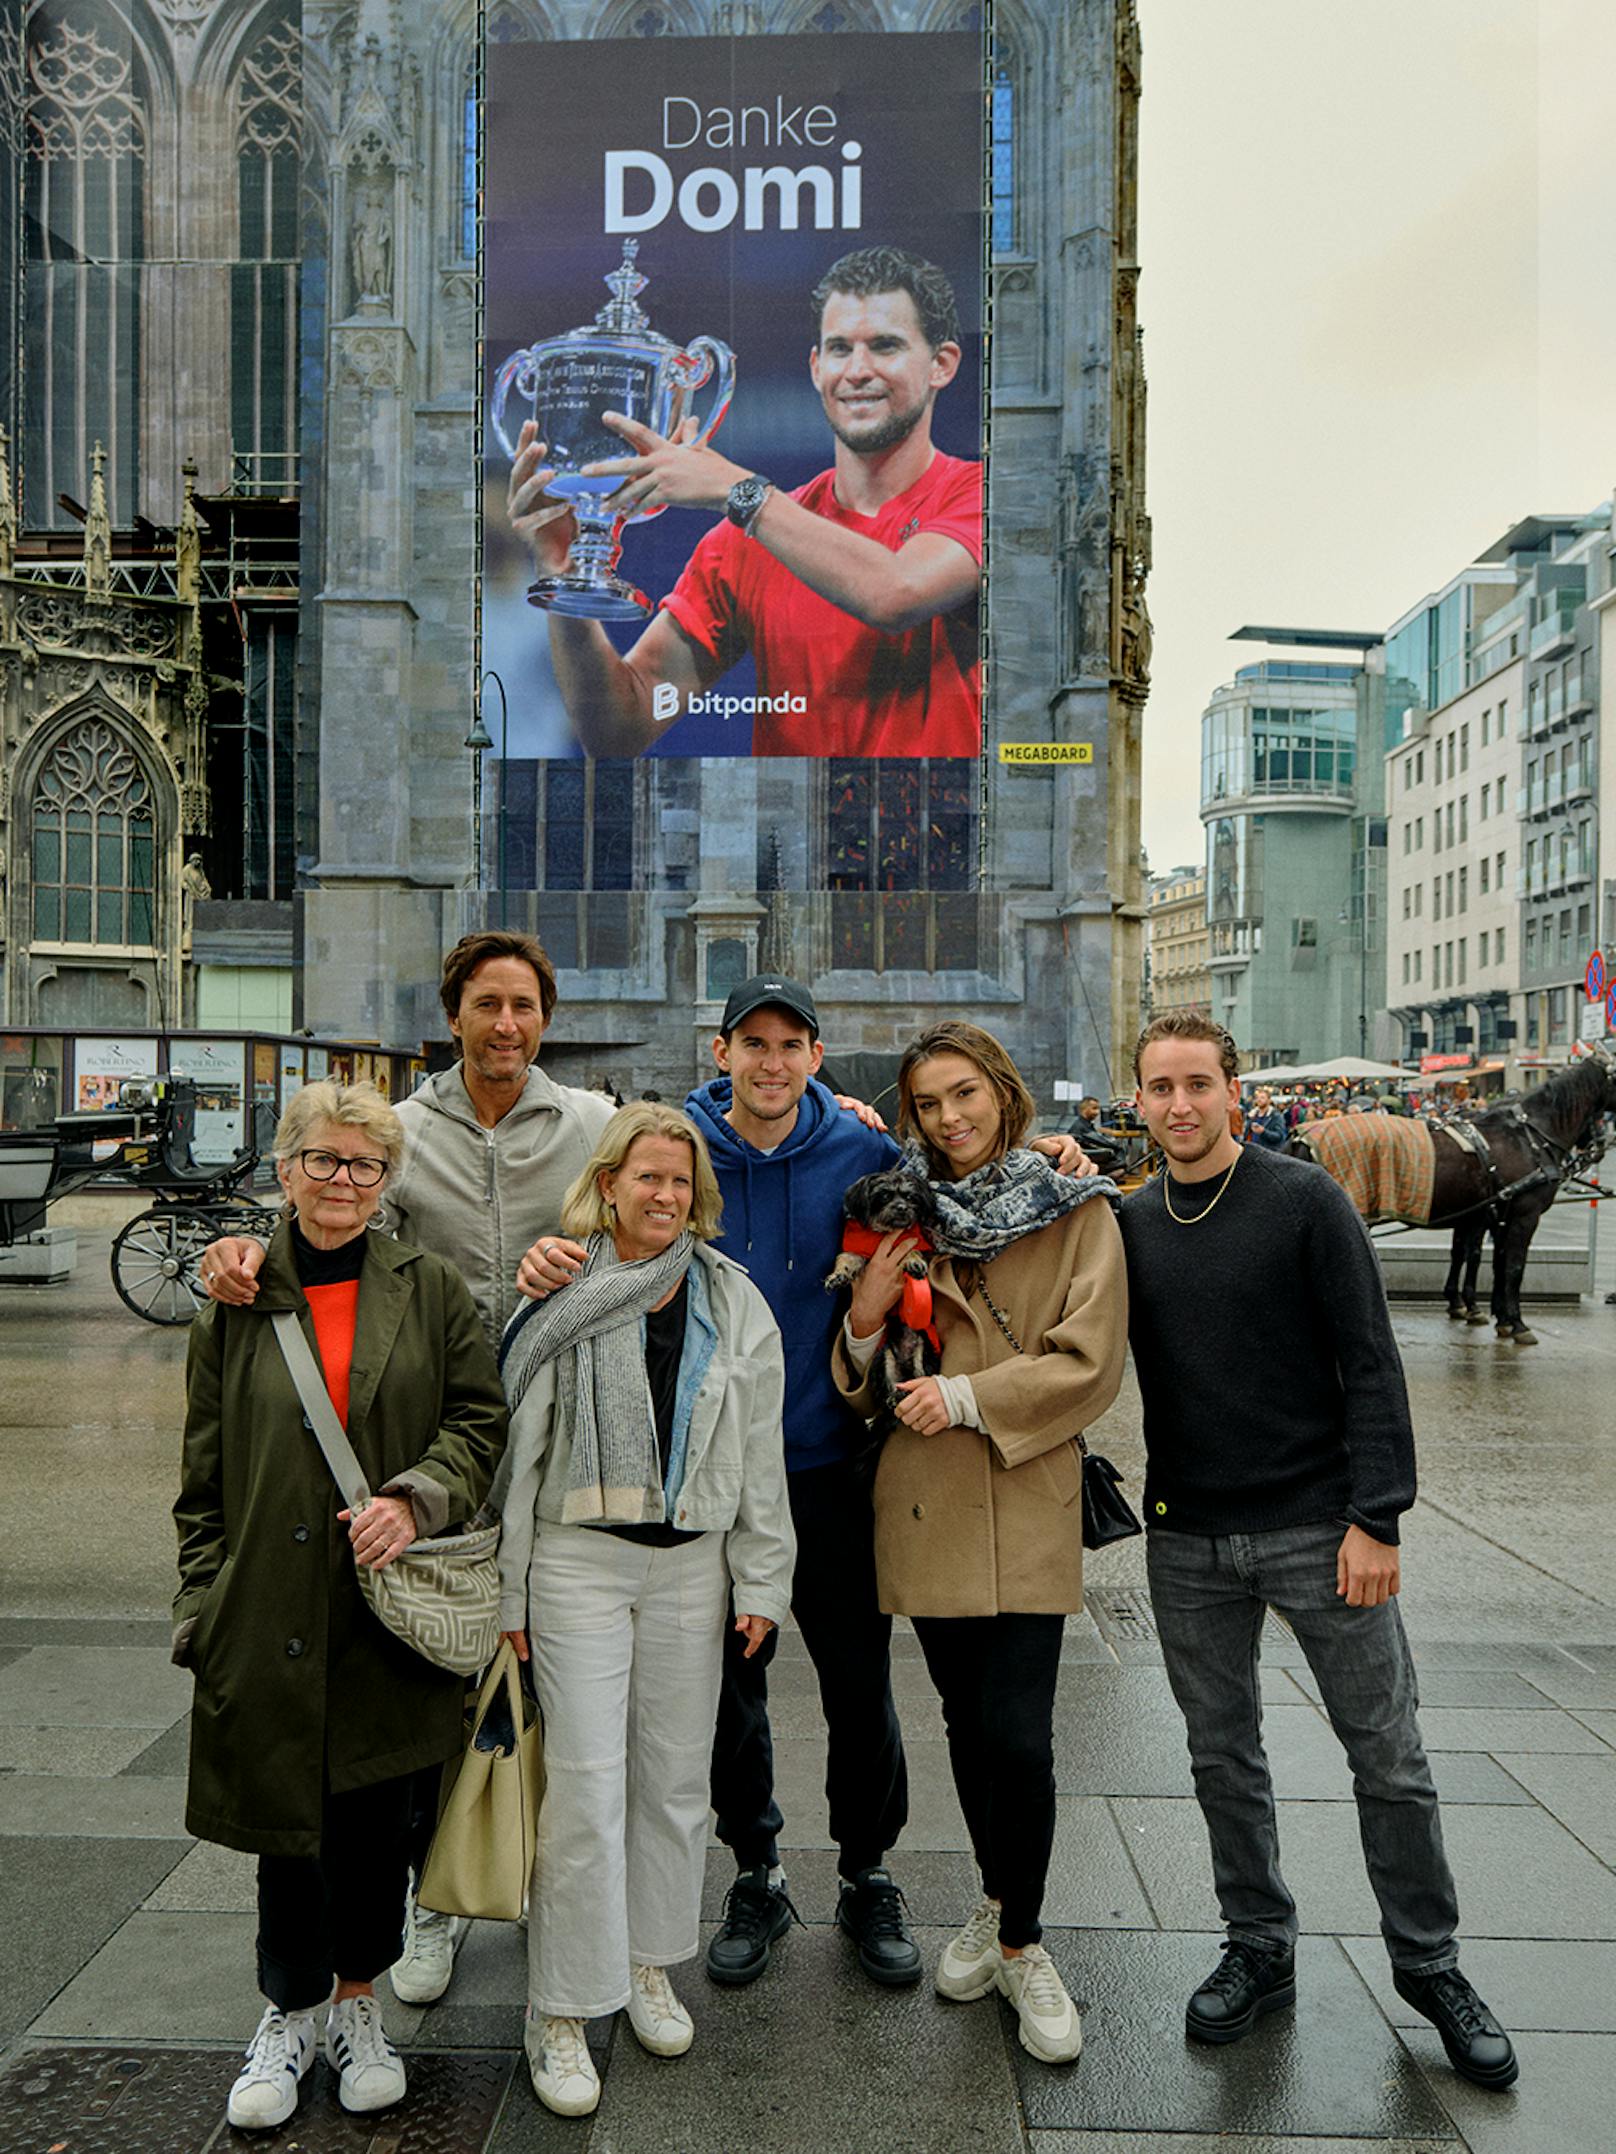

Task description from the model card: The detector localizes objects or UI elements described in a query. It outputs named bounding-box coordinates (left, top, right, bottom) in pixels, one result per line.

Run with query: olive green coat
left=174, top=1225, right=509, bottom=1858
left=834, top=1197, right=1128, bottom=1618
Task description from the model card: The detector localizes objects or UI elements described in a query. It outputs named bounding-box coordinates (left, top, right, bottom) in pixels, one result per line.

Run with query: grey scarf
left=500, top=1231, right=694, bottom=1525
left=898, top=1140, right=1116, bottom=1260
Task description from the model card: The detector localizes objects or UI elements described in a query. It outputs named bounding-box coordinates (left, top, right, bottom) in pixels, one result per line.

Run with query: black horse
left=1435, top=1052, right=1614, bottom=1341
left=1299, top=1049, right=1616, bottom=1345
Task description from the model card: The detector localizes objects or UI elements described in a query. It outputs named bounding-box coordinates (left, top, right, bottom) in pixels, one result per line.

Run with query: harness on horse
left=1433, top=1102, right=1605, bottom=1230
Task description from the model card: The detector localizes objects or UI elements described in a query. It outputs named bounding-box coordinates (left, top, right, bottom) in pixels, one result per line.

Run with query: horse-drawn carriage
left=1292, top=1045, right=1616, bottom=1342
left=0, top=1076, right=278, bottom=1325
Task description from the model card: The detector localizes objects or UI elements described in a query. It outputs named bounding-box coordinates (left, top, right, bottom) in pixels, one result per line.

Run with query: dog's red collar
left=839, top=1221, right=940, bottom=1350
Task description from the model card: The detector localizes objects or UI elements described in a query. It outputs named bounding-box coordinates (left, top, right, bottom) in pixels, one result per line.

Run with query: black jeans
left=710, top=1456, right=907, bottom=1881
left=256, top=1773, right=412, bottom=2011
left=1148, top=1523, right=1459, bottom=1970
left=912, top=1612, right=1065, bottom=1948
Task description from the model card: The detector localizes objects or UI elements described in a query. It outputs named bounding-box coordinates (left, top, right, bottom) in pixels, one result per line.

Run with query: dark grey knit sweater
left=1119, top=1144, right=1416, bottom=1544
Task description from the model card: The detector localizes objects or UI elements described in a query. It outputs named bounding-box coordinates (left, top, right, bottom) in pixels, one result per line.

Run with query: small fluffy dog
left=825, top=1169, right=943, bottom=1463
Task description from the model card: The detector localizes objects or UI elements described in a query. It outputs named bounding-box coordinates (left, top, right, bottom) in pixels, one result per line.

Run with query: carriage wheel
left=110, top=1209, right=213, bottom=1325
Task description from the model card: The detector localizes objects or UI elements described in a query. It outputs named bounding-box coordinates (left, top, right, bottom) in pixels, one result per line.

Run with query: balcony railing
left=1530, top=604, right=1578, bottom=663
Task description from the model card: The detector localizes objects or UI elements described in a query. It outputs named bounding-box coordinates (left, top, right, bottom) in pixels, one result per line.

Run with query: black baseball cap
left=719, top=976, right=819, bottom=1038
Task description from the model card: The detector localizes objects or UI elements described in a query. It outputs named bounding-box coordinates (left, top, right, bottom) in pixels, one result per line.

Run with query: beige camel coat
left=833, top=1195, right=1128, bottom=1618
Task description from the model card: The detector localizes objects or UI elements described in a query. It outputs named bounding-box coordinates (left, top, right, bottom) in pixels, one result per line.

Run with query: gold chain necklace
left=1162, top=1148, right=1241, bottom=1225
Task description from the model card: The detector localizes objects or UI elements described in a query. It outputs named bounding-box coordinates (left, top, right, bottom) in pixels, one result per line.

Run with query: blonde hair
left=273, top=1080, right=404, bottom=1173
left=560, top=1101, right=723, bottom=1242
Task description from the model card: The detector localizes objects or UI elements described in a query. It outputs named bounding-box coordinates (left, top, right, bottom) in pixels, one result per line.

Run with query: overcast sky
left=1136, top=0, right=1616, bottom=872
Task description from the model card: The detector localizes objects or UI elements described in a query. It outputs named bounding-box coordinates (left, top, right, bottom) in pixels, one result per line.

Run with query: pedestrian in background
left=1241, top=1085, right=1287, bottom=1150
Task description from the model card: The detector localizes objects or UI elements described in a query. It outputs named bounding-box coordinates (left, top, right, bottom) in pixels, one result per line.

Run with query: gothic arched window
left=991, top=58, right=1016, bottom=254
left=233, top=4, right=302, bottom=491
left=32, top=719, right=156, bottom=948
left=0, top=15, right=23, bottom=458
left=460, top=53, right=478, bottom=262
left=23, top=4, right=148, bottom=528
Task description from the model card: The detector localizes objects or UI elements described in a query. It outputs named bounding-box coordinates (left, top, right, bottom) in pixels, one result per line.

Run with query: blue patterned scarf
left=898, top=1141, right=1117, bottom=1261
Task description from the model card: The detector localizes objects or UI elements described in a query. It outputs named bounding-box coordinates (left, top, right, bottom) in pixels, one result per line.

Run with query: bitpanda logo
left=651, top=681, right=808, bottom=724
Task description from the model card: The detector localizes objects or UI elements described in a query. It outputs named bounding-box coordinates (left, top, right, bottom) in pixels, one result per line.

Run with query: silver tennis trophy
left=492, top=241, right=736, bottom=619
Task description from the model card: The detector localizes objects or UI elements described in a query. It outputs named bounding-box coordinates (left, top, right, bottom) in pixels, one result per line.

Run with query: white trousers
left=524, top=1523, right=730, bottom=2018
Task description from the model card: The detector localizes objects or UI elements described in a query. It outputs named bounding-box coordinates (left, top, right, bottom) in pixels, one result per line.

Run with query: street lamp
left=479, top=670, right=510, bottom=926
left=1338, top=895, right=1370, bottom=1060
left=463, top=708, right=493, bottom=892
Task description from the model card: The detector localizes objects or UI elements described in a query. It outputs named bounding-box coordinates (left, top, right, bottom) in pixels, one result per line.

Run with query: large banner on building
left=482, top=32, right=983, bottom=760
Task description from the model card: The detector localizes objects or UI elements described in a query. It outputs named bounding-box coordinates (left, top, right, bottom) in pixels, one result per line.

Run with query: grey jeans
left=1147, top=1520, right=1459, bottom=1972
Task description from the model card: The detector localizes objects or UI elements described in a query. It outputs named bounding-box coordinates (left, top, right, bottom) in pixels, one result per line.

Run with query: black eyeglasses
left=297, top=1148, right=388, bottom=1188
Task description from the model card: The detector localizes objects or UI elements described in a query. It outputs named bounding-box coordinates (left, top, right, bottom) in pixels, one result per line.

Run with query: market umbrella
left=1242, top=1056, right=1408, bottom=1085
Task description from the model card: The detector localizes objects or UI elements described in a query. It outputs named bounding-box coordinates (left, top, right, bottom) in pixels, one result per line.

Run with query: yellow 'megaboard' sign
left=997, top=743, right=1094, bottom=765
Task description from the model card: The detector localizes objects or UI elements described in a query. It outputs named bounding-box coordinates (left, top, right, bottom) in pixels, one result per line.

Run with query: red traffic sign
left=1588, top=950, right=1607, bottom=1002
left=1608, top=978, right=1616, bottom=1030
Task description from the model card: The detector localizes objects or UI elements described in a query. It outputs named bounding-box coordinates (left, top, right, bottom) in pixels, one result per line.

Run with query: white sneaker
left=996, top=1943, right=1083, bottom=2063
left=390, top=1896, right=467, bottom=2004
left=936, top=1895, right=1003, bottom=2001
left=525, top=2011, right=601, bottom=2116
left=226, top=2005, right=316, bottom=2130
left=324, top=1993, right=407, bottom=2113
left=627, top=1961, right=694, bottom=2057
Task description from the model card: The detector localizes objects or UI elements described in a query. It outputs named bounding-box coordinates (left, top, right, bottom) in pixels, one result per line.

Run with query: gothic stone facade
left=304, top=0, right=1149, bottom=1103
left=0, top=0, right=1148, bottom=1106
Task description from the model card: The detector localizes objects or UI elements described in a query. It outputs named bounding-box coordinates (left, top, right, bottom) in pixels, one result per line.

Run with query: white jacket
left=496, top=1243, right=796, bottom=1629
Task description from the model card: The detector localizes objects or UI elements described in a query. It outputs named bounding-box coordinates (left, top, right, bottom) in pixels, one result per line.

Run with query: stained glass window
left=495, top=760, right=641, bottom=971
left=233, top=4, right=301, bottom=491
left=826, top=760, right=979, bottom=972
left=32, top=718, right=155, bottom=947
left=23, top=4, right=146, bottom=526
left=992, top=64, right=1015, bottom=254
left=461, top=63, right=478, bottom=262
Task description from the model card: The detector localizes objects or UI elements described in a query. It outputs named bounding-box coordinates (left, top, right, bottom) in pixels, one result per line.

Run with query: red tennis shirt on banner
left=661, top=452, right=982, bottom=759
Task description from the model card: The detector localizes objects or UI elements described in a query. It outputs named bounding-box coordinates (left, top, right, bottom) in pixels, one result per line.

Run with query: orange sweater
left=302, top=1279, right=360, bottom=1427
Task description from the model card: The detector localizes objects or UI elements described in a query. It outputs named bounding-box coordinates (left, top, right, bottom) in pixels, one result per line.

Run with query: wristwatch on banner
left=725, top=474, right=774, bottom=536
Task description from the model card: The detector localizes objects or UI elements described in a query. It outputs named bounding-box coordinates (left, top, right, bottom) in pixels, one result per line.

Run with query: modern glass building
left=1198, top=633, right=1390, bottom=1068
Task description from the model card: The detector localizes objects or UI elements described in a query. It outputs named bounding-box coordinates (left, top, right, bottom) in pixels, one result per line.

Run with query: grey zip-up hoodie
left=392, top=1063, right=613, bottom=1348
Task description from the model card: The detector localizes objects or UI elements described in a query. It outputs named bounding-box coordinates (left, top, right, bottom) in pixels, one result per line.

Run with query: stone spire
left=0, top=423, right=13, bottom=578
left=84, top=442, right=112, bottom=595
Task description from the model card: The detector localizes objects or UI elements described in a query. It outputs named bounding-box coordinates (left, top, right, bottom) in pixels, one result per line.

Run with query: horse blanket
left=1296, top=1113, right=1436, bottom=1225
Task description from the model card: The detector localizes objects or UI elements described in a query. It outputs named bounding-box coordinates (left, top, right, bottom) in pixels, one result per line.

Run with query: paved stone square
left=2, top=1218, right=1614, bottom=2149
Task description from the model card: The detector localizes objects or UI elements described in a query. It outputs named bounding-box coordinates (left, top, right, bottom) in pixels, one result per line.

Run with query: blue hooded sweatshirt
left=686, top=1074, right=897, bottom=1473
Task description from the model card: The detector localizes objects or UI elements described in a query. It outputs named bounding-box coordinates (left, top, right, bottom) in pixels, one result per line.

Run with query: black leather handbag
left=1078, top=1440, right=1142, bottom=1550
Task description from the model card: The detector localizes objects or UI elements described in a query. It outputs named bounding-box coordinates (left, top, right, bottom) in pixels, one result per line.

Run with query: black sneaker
left=1185, top=1940, right=1296, bottom=2044
left=1393, top=1965, right=1519, bottom=2090
left=705, top=1867, right=797, bottom=1986
left=836, top=1867, right=922, bottom=1987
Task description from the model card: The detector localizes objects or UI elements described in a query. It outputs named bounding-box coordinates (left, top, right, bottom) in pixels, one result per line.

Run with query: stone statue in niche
left=181, top=851, right=212, bottom=955
left=350, top=180, right=393, bottom=308
left=1120, top=558, right=1152, bottom=691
